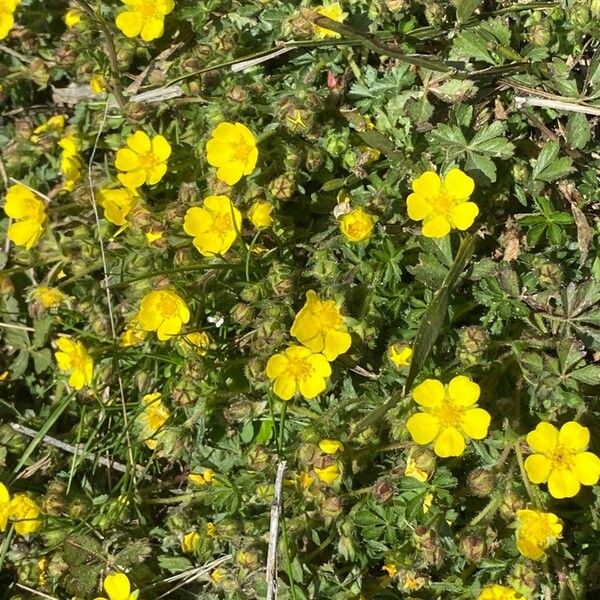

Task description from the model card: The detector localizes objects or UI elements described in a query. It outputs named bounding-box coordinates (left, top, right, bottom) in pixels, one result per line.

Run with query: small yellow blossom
left=58, top=133, right=83, bottom=191
left=182, top=530, right=200, bottom=553
left=407, top=168, right=478, bottom=238
left=115, top=0, right=174, bottom=42
left=405, top=456, right=428, bottom=483
left=145, top=230, right=163, bottom=244
left=31, top=286, right=66, bottom=309
left=291, top=290, right=351, bottom=361
left=297, top=471, right=314, bottom=490
left=189, top=468, right=215, bottom=486
left=54, top=337, right=93, bottom=390
left=422, top=492, right=433, bottom=513
left=98, top=187, right=139, bottom=226
left=314, top=463, right=341, bottom=485
left=184, top=195, right=242, bottom=257
left=90, top=74, right=107, bottom=94
left=120, top=327, right=147, bottom=347
left=96, top=572, right=138, bottom=600
left=515, top=509, right=562, bottom=560
left=0, top=0, right=19, bottom=40
left=211, top=568, right=224, bottom=583
left=64, top=8, right=82, bottom=28
left=313, top=2, right=347, bottom=39
left=184, top=331, right=211, bottom=355
left=382, top=563, right=397, bottom=577
left=3, top=184, right=47, bottom=249
left=206, top=122, right=258, bottom=185
left=206, top=522, right=218, bottom=538
left=266, top=345, right=331, bottom=400
left=0, top=483, right=11, bottom=532
left=134, top=289, right=190, bottom=341
left=139, top=392, right=170, bottom=449
left=37, top=556, right=48, bottom=586
left=340, top=208, right=375, bottom=243
left=248, top=200, right=274, bottom=229
left=115, top=131, right=171, bottom=189
left=319, top=439, right=344, bottom=454
left=478, top=585, right=524, bottom=600
left=31, top=114, right=65, bottom=142
left=9, top=493, right=41, bottom=536
left=524, top=421, right=600, bottom=499
left=388, top=343, right=412, bottom=367
left=406, top=376, right=491, bottom=458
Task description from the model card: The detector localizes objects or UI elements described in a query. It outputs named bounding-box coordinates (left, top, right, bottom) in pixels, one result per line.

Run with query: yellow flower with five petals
left=407, top=168, right=478, bottom=238
left=115, top=131, right=171, bottom=189
left=134, top=289, right=190, bottom=341
left=115, top=0, right=174, bottom=42
left=94, top=572, right=139, bottom=600
left=515, top=508, right=562, bottom=560
left=524, top=421, right=600, bottom=499
left=3, top=184, right=47, bottom=249
left=54, top=337, right=93, bottom=390
left=339, top=208, right=374, bottom=242
left=248, top=200, right=274, bottom=229
left=406, top=376, right=490, bottom=458
left=98, top=187, right=139, bottom=226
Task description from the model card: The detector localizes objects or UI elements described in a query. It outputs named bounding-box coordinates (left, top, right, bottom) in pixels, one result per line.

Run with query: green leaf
left=570, top=364, right=600, bottom=385
left=468, top=121, right=514, bottom=157
left=451, top=31, right=495, bottom=64
left=532, top=141, right=573, bottom=182
left=466, top=151, right=497, bottom=182
left=455, top=0, right=481, bottom=22
left=566, top=113, right=591, bottom=150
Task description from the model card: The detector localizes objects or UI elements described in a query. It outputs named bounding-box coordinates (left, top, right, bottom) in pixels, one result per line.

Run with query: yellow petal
left=273, top=375, right=296, bottom=400
left=412, top=171, right=441, bottom=199
left=434, top=426, right=465, bottom=457
left=406, top=193, right=433, bottom=221
left=548, top=468, right=580, bottom=499
left=517, top=535, right=545, bottom=561
left=147, top=162, right=167, bottom=185
left=558, top=421, right=590, bottom=452
left=118, top=170, right=146, bottom=189
left=69, top=369, right=85, bottom=391
left=461, top=408, right=490, bottom=440
left=216, top=161, right=245, bottom=186
left=319, top=439, right=344, bottom=454
left=0, top=13, right=15, bottom=40
left=0, top=483, right=9, bottom=503
left=447, top=375, right=480, bottom=406
left=406, top=412, right=440, bottom=445
left=307, top=353, right=332, bottom=377
left=244, top=146, right=259, bottom=174
left=206, top=138, right=234, bottom=166
left=266, top=353, right=289, bottom=379
left=193, top=232, right=226, bottom=256
left=298, top=375, right=326, bottom=399
left=104, top=573, right=131, bottom=600
left=524, top=454, right=552, bottom=483
left=422, top=215, right=451, bottom=238
left=183, top=207, right=212, bottom=236
left=152, top=135, right=171, bottom=161
left=450, top=201, right=479, bottom=230
left=322, top=329, right=351, bottom=361
left=412, top=379, right=445, bottom=407
left=526, top=422, right=558, bottom=455
left=115, top=148, right=140, bottom=172
left=115, top=11, right=142, bottom=37
left=573, top=452, right=600, bottom=486
left=444, top=168, right=474, bottom=201
left=127, top=131, right=151, bottom=154
left=141, top=17, right=164, bottom=41
left=8, top=220, right=43, bottom=249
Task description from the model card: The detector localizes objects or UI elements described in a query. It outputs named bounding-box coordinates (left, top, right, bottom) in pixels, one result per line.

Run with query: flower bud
left=268, top=174, right=296, bottom=201
left=248, top=445, right=271, bottom=471
left=459, top=535, right=487, bottom=563
left=467, top=468, right=495, bottom=498
left=457, top=326, right=488, bottom=366
left=319, top=492, right=343, bottom=520
left=231, top=303, right=255, bottom=326
left=42, top=492, right=66, bottom=516
left=499, top=491, right=525, bottom=520
left=529, top=23, right=551, bottom=46
left=372, top=478, right=394, bottom=503
left=413, top=527, right=445, bottom=566
left=385, top=0, right=407, bottom=12
left=0, top=275, right=14, bottom=296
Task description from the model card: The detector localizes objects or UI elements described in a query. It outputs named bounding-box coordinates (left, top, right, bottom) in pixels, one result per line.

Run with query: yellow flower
left=98, top=187, right=139, bottom=226
left=31, top=286, right=66, bottom=309
left=313, top=2, right=347, bottom=39
left=0, top=0, right=19, bottom=40
left=407, top=168, right=478, bottom=238
left=211, top=568, right=224, bottom=582
left=524, top=421, right=600, bottom=499
left=388, top=343, right=412, bottom=367
left=145, top=230, right=163, bottom=244
left=134, top=289, right=190, bottom=341
left=404, top=456, right=428, bottom=483
left=0, top=483, right=11, bottom=532
left=339, top=208, right=374, bottom=242
left=422, top=492, right=433, bottom=513
left=115, top=0, right=174, bottom=41
left=90, top=74, right=107, bottom=94
left=206, top=522, right=218, bottom=538
left=290, top=290, right=351, bottom=361
left=9, top=493, right=41, bottom=536
left=184, top=331, right=211, bottom=355
left=183, top=195, right=242, bottom=257
left=54, top=337, right=93, bottom=390
left=266, top=345, right=331, bottom=400
left=206, top=122, right=258, bottom=185
left=64, top=9, right=82, bottom=28
left=3, top=184, right=47, bottom=249
left=182, top=530, right=200, bottom=553
left=515, top=509, right=562, bottom=560
left=248, top=200, right=274, bottom=229
left=31, top=114, right=65, bottom=141
left=139, top=392, right=170, bottom=449
left=382, top=563, right=397, bottom=577
left=297, top=471, right=314, bottom=490
left=58, top=133, right=83, bottom=191
left=120, top=327, right=147, bottom=347
left=115, top=131, right=171, bottom=189
left=189, top=468, right=215, bottom=486
left=96, top=573, right=138, bottom=600
left=478, top=585, right=524, bottom=600
left=314, top=463, right=341, bottom=484
left=319, top=439, right=344, bottom=454
left=406, top=376, right=490, bottom=458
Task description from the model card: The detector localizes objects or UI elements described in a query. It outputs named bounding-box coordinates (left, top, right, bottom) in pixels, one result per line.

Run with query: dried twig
left=266, top=460, right=287, bottom=600
left=514, top=95, right=600, bottom=116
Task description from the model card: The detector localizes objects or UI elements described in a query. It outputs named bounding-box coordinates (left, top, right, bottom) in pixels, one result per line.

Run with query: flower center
left=433, top=400, right=464, bottom=428
left=431, top=190, right=455, bottom=215
left=157, top=296, right=178, bottom=317
left=233, top=139, right=252, bottom=162
left=70, top=350, right=88, bottom=373
left=137, top=0, right=160, bottom=18
left=319, top=304, right=343, bottom=329
left=147, top=406, right=167, bottom=430
left=550, top=444, right=575, bottom=469
left=288, top=357, right=312, bottom=379
left=138, top=151, right=159, bottom=171
left=213, top=213, right=233, bottom=236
